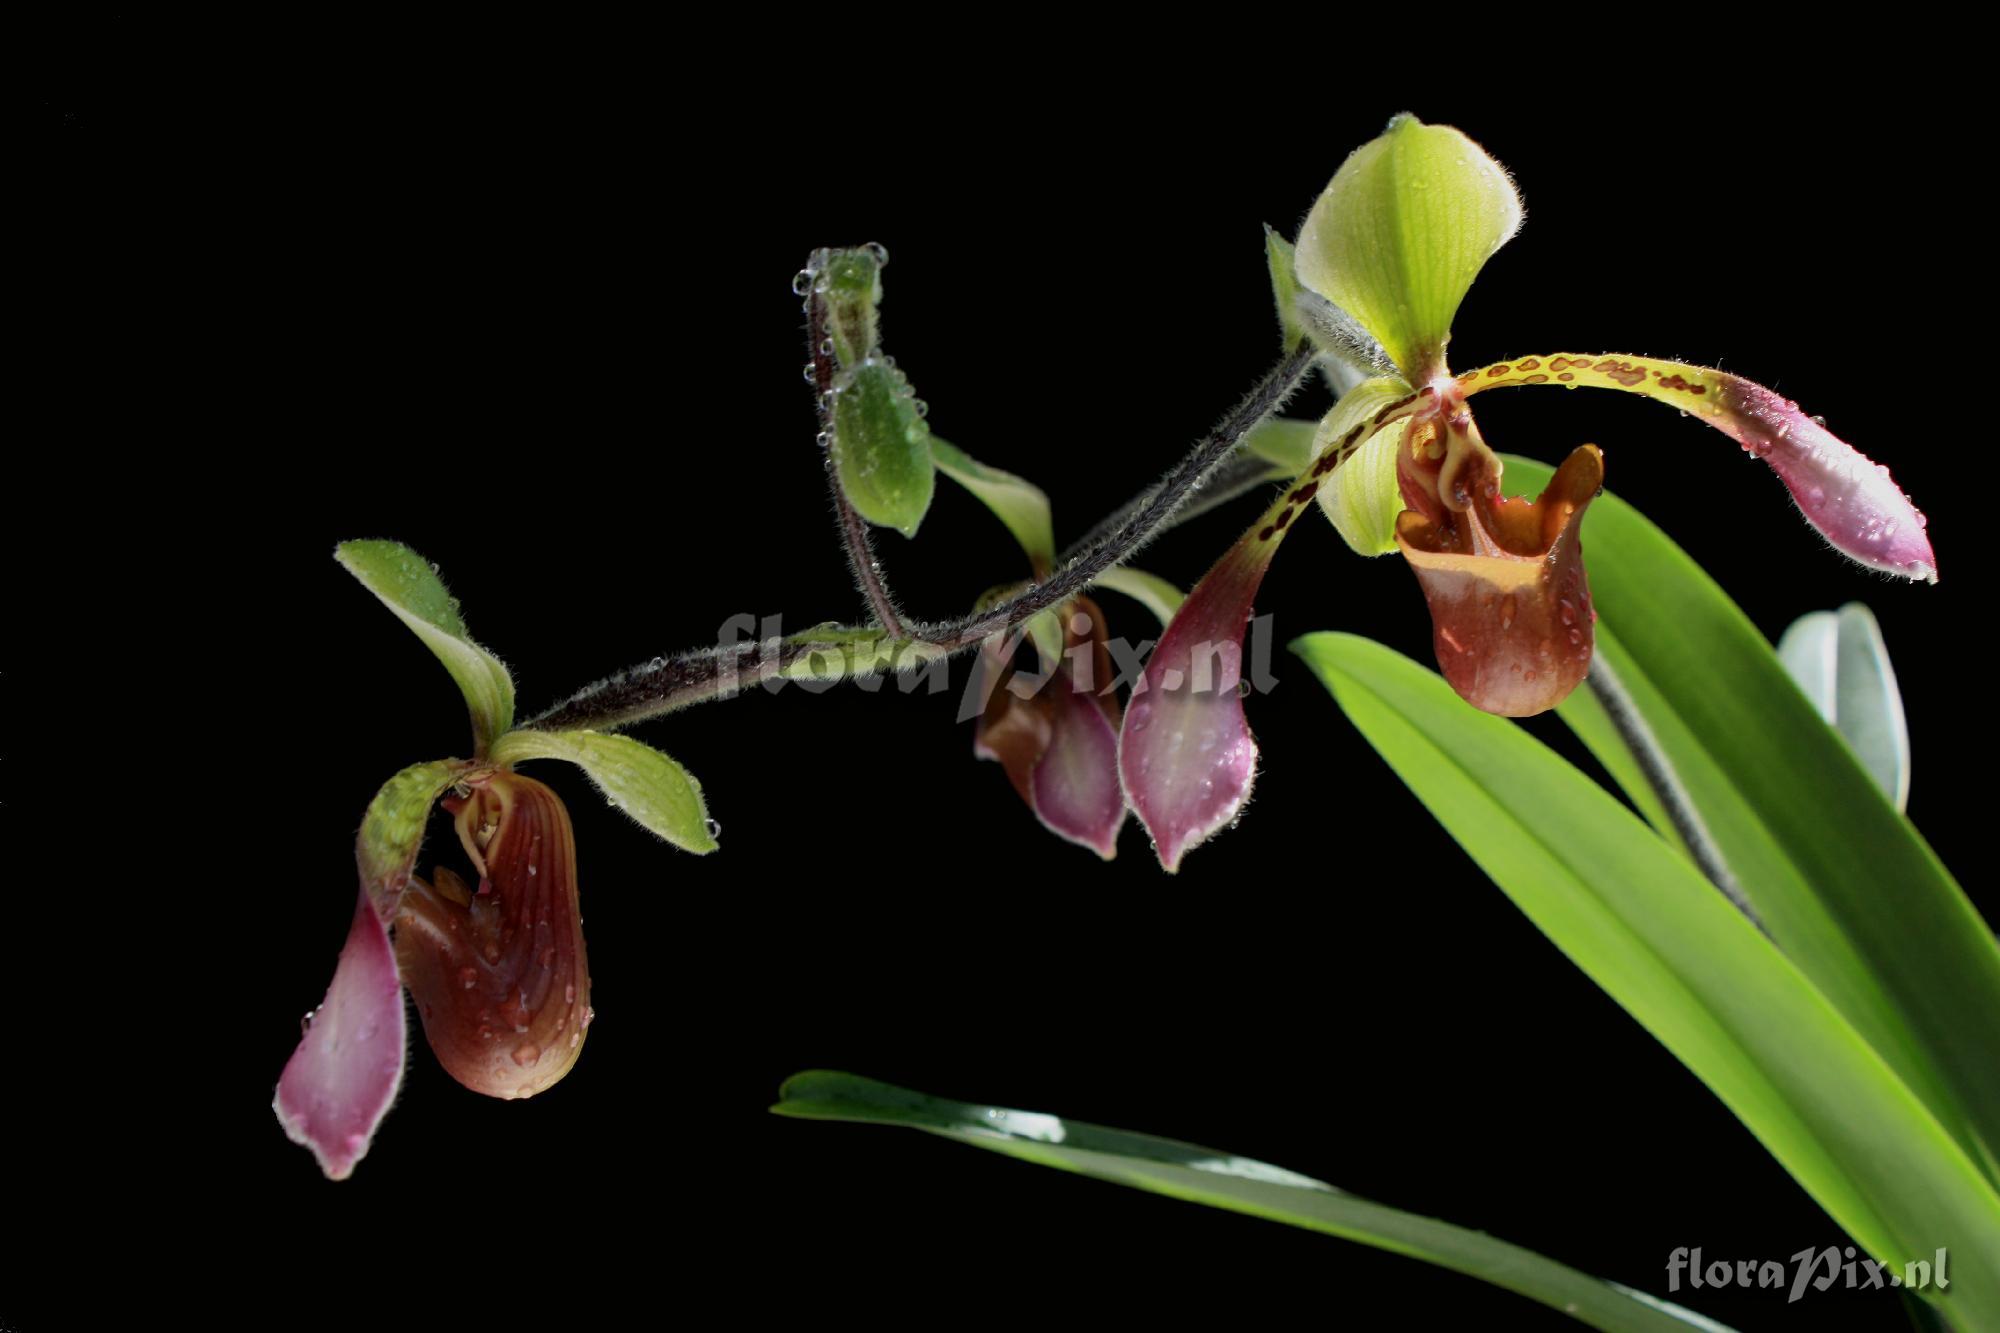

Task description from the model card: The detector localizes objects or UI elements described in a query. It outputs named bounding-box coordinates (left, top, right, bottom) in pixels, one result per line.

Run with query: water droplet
left=819, top=338, right=835, bottom=356
left=526, top=862, right=538, bottom=877
left=791, top=269, right=816, bottom=296
left=865, top=241, right=890, bottom=267
left=1499, top=595, right=1517, bottom=629
left=299, top=1008, right=318, bottom=1034
left=457, top=965, right=478, bottom=990
left=1558, top=599, right=1577, bottom=626
left=511, top=1042, right=541, bottom=1067
left=913, top=399, right=929, bottom=418
left=802, top=363, right=817, bottom=383
left=564, top=983, right=577, bottom=1005
left=477, top=1025, right=494, bottom=1042
left=704, top=817, right=722, bottom=839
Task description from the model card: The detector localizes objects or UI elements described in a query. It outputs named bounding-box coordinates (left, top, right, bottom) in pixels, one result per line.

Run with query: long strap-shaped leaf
left=774, top=1071, right=1733, bottom=1332
left=1502, top=455, right=2000, bottom=1187
left=1294, top=633, right=2000, bottom=1328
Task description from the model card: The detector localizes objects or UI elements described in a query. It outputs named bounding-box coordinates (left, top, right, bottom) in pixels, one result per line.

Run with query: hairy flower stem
left=810, top=288, right=905, bottom=637
left=527, top=341, right=1319, bottom=734
left=1584, top=652, right=1766, bottom=933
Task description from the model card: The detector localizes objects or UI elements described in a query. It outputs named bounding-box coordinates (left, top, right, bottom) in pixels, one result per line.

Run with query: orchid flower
left=274, top=541, right=717, bottom=1178
left=1120, top=114, right=1935, bottom=871
left=972, top=593, right=1128, bottom=858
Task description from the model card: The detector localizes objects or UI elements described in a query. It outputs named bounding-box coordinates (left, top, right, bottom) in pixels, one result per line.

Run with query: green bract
left=930, top=436, right=1055, bottom=571
left=832, top=358, right=935, bottom=538
left=1262, top=225, right=1304, bottom=351
left=490, top=728, right=718, bottom=854
left=1294, top=114, right=1520, bottom=380
left=336, top=540, right=516, bottom=751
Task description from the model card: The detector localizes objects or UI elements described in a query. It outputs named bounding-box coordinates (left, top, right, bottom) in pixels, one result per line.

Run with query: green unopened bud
left=821, top=247, right=883, bottom=369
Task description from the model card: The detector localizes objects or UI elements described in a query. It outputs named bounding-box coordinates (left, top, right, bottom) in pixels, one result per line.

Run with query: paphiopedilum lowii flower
left=973, top=593, right=1129, bottom=858
left=274, top=542, right=718, bottom=1178
left=1120, top=114, right=1934, bottom=870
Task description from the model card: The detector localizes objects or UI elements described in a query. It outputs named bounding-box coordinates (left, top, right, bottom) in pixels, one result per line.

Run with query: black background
left=24, top=35, right=1991, bottom=1332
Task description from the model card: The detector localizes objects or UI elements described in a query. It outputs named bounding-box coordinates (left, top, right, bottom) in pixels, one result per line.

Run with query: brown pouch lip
left=1396, top=445, right=1602, bottom=717
left=396, top=771, right=593, bottom=1101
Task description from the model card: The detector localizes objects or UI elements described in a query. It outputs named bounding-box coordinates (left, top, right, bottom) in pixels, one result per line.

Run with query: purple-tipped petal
left=1460, top=354, right=1936, bottom=582
left=1118, top=534, right=1273, bottom=872
left=273, top=890, right=407, bottom=1180
left=1030, top=679, right=1127, bottom=858
left=973, top=597, right=1128, bottom=857
left=1712, top=377, right=1935, bottom=582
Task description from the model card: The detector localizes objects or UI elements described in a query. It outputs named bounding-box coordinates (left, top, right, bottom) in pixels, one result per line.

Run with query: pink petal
left=273, top=890, right=407, bottom=1180
left=1118, top=536, right=1272, bottom=872
left=1459, top=356, right=1936, bottom=582
left=1030, top=679, right=1127, bottom=859
left=1711, top=376, right=1936, bottom=582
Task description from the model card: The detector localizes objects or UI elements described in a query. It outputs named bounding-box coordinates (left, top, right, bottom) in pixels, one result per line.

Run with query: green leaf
left=832, top=359, right=935, bottom=538
left=774, top=1071, right=1733, bottom=1333
left=1777, top=603, right=1910, bottom=811
left=1263, top=225, right=1304, bottom=351
left=356, top=759, right=463, bottom=914
left=820, top=247, right=881, bottom=370
left=1293, top=633, right=2000, bottom=1327
left=335, top=540, right=516, bottom=750
left=1505, top=455, right=2000, bottom=1186
left=930, top=436, right=1055, bottom=571
left=1294, top=114, right=1521, bottom=379
left=1088, top=565, right=1184, bottom=626
left=1241, top=415, right=1319, bottom=475
left=489, top=729, right=717, bottom=854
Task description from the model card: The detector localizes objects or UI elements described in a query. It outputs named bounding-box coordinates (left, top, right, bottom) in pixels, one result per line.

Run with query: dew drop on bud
left=791, top=269, right=815, bottom=296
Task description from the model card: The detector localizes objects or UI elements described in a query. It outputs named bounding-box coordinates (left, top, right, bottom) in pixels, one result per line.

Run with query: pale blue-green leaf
left=1777, top=604, right=1910, bottom=811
